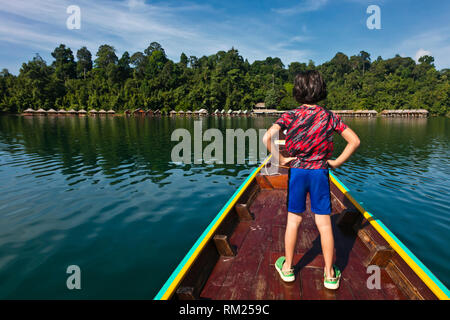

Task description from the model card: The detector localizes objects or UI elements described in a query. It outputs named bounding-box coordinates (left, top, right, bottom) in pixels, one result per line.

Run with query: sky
left=0, top=0, right=449, bottom=74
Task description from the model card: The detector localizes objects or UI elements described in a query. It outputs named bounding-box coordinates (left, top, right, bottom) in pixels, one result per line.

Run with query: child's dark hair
left=293, top=70, right=327, bottom=104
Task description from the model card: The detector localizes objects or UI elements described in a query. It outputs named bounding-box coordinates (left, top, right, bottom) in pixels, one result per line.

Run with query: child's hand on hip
left=327, top=159, right=342, bottom=169
left=279, top=156, right=296, bottom=166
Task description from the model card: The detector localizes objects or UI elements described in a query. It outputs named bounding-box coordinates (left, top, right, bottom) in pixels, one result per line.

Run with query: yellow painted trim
left=330, top=174, right=449, bottom=300
left=159, top=155, right=272, bottom=300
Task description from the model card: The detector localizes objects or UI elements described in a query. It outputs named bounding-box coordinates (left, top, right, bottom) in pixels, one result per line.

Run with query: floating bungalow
left=78, top=109, right=87, bottom=117
left=252, top=103, right=284, bottom=116
left=89, top=109, right=98, bottom=116
left=133, top=108, right=145, bottom=116
left=332, top=110, right=377, bottom=117
left=107, top=109, right=115, bottom=116
left=47, top=108, right=57, bottom=116
left=58, top=109, right=67, bottom=115
left=22, top=108, right=35, bottom=116
left=252, top=109, right=284, bottom=116
left=98, top=109, right=107, bottom=116
left=380, top=109, right=429, bottom=117
left=67, top=109, right=77, bottom=116
left=124, top=109, right=131, bottom=116
left=146, top=109, right=153, bottom=117
left=35, top=108, right=47, bottom=116
left=154, top=109, right=161, bottom=116
left=254, top=102, right=266, bottom=110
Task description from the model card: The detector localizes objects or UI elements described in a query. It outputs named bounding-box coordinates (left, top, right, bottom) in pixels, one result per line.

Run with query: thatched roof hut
left=47, top=108, right=57, bottom=114
left=133, top=108, right=145, bottom=116
left=107, top=109, right=115, bottom=115
left=78, top=109, right=87, bottom=115
left=35, top=108, right=47, bottom=115
left=98, top=109, right=107, bottom=116
left=145, top=109, right=153, bottom=116
left=254, top=102, right=266, bottom=109
left=22, top=108, right=35, bottom=116
left=58, top=109, right=67, bottom=114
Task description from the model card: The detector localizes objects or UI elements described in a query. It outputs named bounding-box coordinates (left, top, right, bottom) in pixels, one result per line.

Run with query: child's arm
left=327, top=127, right=360, bottom=169
left=263, top=124, right=296, bottom=165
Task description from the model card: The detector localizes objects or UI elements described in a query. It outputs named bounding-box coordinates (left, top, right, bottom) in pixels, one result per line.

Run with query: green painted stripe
left=330, top=171, right=450, bottom=298
left=329, top=171, right=349, bottom=192
left=153, top=164, right=261, bottom=300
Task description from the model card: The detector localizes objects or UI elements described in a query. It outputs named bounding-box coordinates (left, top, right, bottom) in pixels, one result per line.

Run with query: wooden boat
left=155, top=155, right=449, bottom=300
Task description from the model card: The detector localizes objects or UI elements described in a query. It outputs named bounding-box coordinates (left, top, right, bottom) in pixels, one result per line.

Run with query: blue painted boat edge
left=330, top=171, right=450, bottom=298
left=153, top=163, right=262, bottom=300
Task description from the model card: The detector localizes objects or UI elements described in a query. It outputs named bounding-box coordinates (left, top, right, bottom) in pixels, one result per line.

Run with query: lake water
left=0, top=115, right=448, bottom=299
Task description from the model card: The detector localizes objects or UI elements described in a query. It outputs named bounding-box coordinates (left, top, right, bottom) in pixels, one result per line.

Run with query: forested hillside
left=0, top=42, right=448, bottom=115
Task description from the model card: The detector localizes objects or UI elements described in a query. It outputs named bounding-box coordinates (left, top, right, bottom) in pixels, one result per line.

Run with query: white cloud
left=392, top=28, right=450, bottom=69
left=0, top=0, right=318, bottom=72
left=273, top=0, right=328, bottom=15
left=414, top=48, right=432, bottom=63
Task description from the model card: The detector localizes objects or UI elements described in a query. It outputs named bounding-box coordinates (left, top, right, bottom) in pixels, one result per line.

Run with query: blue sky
left=0, top=0, right=449, bottom=74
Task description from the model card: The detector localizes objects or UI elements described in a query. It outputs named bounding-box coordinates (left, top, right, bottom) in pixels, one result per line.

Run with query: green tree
left=76, top=46, right=92, bottom=79
left=51, top=44, right=76, bottom=81
left=94, top=45, right=118, bottom=69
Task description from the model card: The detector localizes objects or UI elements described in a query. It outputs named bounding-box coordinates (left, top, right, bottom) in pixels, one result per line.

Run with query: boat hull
left=155, top=158, right=448, bottom=300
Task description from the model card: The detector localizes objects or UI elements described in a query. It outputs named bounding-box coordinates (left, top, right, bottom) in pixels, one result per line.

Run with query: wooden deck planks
left=200, top=256, right=235, bottom=299
left=214, top=223, right=270, bottom=300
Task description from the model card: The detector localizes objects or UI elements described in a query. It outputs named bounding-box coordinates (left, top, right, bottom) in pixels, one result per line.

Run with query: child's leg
left=314, top=214, right=335, bottom=277
left=282, top=212, right=302, bottom=271
left=283, top=212, right=303, bottom=271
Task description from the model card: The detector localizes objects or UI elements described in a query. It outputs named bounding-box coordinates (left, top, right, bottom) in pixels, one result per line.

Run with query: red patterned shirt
left=275, top=105, right=348, bottom=169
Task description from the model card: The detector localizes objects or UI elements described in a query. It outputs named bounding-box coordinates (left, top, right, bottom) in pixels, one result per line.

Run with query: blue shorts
left=287, top=168, right=331, bottom=215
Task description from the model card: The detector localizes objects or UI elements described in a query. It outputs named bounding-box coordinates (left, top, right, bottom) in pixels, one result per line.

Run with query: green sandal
left=324, top=264, right=341, bottom=290
left=275, top=256, right=295, bottom=282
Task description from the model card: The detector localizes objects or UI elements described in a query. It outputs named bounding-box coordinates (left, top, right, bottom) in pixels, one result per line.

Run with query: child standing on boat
left=263, top=70, right=360, bottom=290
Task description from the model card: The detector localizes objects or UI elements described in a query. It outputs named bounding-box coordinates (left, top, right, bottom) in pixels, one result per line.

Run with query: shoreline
left=2, top=109, right=435, bottom=118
